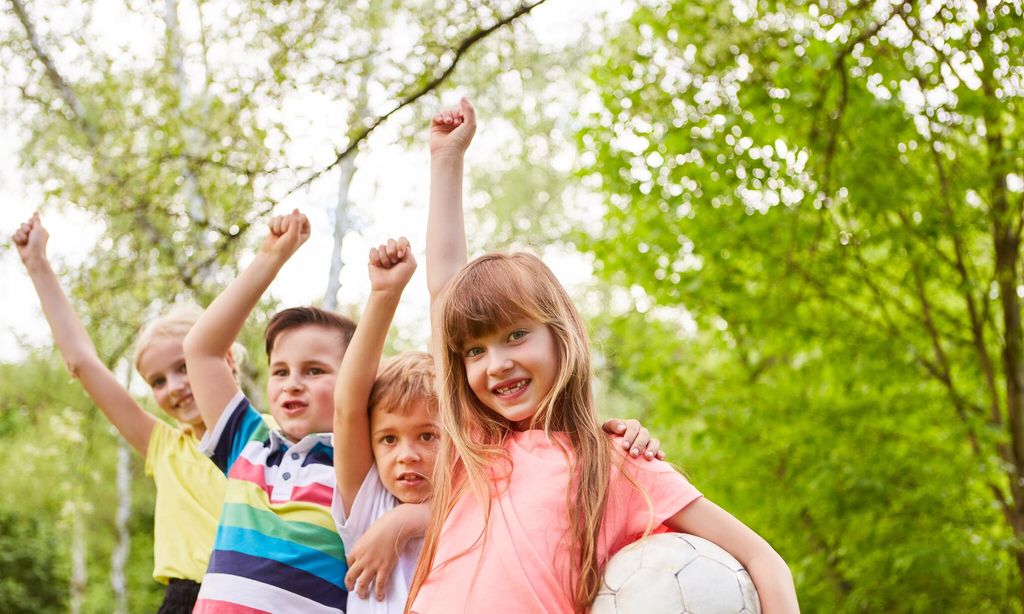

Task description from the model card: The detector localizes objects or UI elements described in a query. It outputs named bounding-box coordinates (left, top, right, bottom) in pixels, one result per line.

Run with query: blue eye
left=464, top=347, right=484, bottom=358
left=509, top=329, right=528, bottom=341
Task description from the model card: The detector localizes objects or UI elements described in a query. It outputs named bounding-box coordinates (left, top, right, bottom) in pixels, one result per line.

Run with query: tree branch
left=9, top=0, right=94, bottom=142
left=281, top=0, right=549, bottom=200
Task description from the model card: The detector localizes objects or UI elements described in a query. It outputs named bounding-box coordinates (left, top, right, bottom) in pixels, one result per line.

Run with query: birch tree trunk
left=164, top=0, right=216, bottom=285
left=69, top=509, right=87, bottom=614
left=324, top=66, right=372, bottom=310
left=108, top=363, right=134, bottom=612
left=324, top=155, right=356, bottom=310
left=110, top=441, right=132, bottom=614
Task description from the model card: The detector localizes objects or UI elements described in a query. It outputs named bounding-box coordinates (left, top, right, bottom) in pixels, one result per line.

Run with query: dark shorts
left=156, top=579, right=201, bottom=614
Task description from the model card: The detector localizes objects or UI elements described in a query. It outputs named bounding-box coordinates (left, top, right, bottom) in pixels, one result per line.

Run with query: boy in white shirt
left=332, top=237, right=436, bottom=613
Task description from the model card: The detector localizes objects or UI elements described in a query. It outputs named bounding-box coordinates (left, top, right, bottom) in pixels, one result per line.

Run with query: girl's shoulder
left=608, top=443, right=686, bottom=481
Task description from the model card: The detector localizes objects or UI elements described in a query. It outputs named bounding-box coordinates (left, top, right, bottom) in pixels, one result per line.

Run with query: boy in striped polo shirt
left=184, top=210, right=352, bottom=612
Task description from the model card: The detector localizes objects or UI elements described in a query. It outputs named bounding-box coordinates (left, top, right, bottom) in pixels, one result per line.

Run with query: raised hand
left=260, top=208, right=310, bottom=261
left=368, top=237, right=417, bottom=294
left=429, top=97, right=477, bottom=157
left=12, top=212, right=49, bottom=266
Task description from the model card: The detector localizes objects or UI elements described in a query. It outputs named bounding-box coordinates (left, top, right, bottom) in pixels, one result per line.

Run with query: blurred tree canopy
left=581, top=0, right=1023, bottom=611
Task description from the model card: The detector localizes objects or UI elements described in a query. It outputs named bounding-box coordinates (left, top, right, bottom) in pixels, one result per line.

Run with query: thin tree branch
left=281, top=0, right=549, bottom=199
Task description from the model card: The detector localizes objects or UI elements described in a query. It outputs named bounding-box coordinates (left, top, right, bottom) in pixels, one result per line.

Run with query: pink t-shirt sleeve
left=602, top=450, right=703, bottom=557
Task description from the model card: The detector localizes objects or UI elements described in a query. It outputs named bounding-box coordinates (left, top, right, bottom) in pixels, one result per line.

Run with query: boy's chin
left=396, top=493, right=432, bottom=505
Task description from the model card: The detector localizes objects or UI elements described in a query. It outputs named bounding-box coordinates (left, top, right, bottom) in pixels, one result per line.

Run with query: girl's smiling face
left=137, top=335, right=200, bottom=427
left=461, top=318, right=558, bottom=429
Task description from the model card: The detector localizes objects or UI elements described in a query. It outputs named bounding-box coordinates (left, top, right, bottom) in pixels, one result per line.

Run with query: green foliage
left=0, top=509, right=66, bottom=613
left=581, top=0, right=1024, bottom=610
left=0, top=354, right=165, bottom=611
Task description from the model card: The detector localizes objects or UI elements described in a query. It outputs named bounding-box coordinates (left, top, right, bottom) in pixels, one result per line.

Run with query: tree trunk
left=324, top=154, right=356, bottom=310
left=69, top=508, right=87, bottom=614
left=164, top=0, right=215, bottom=284
left=110, top=441, right=132, bottom=614
left=324, top=62, right=373, bottom=310
left=977, top=0, right=1024, bottom=600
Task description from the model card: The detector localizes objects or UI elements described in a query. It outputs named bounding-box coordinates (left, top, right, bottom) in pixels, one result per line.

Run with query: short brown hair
left=264, top=306, right=357, bottom=361
left=369, top=351, right=437, bottom=416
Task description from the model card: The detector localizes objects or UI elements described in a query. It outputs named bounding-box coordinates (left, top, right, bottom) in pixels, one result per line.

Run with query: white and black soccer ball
left=590, top=533, right=760, bottom=614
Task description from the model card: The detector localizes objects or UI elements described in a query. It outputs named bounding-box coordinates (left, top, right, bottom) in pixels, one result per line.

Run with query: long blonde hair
left=409, top=252, right=613, bottom=610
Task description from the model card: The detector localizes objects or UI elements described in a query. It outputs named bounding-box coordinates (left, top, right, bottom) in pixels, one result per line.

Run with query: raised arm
left=665, top=499, right=799, bottom=614
left=184, top=209, right=310, bottom=429
left=426, top=97, right=476, bottom=304
left=13, top=214, right=156, bottom=455
left=334, top=237, right=417, bottom=515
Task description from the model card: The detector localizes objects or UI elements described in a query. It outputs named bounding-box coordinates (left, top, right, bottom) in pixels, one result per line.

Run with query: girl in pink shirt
left=409, top=99, right=799, bottom=613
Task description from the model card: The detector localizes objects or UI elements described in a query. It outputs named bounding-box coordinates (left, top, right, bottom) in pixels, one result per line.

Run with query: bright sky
left=0, top=0, right=637, bottom=363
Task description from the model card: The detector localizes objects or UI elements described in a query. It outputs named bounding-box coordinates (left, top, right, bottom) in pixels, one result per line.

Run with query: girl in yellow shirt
left=14, top=213, right=234, bottom=613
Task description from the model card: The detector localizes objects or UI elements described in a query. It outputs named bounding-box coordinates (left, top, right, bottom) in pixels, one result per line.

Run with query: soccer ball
left=590, top=533, right=760, bottom=614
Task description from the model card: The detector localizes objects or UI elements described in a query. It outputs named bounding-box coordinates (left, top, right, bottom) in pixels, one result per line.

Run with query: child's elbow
left=63, top=351, right=102, bottom=381
left=765, top=549, right=793, bottom=580
left=182, top=328, right=202, bottom=358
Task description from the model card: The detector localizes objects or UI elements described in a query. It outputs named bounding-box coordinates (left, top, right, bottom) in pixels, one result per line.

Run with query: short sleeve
left=603, top=451, right=703, bottom=555
left=198, top=392, right=264, bottom=474
left=144, top=420, right=174, bottom=477
left=332, top=465, right=399, bottom=552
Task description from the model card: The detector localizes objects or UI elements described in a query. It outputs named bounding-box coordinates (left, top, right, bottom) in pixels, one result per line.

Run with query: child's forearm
left=334, top=288, right=404, bottom=512
left=185, top=251, right=286, bottom=428
left=186, top=252, right=283, bottom=358
left=24, top=256, right=101, bottom=370
left=383, top=502, right=431, bottom=548
left=426, top=152, right=468, bottom=301
left=24, top=255, right=155, bottom=454
left=746, top=552, right=799, bottom=614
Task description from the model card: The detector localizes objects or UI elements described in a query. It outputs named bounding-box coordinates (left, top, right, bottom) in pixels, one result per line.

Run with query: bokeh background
left=1, top=0, right=1022, bottom=611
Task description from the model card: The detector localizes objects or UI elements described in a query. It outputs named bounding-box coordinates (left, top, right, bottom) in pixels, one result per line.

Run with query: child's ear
left=226, top=349, right=238, bottom=377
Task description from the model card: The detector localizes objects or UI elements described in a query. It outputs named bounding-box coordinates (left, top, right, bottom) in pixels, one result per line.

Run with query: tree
left=0, top=509, right=67, bottom=613
left=581, top=0, right=1024, bottom=610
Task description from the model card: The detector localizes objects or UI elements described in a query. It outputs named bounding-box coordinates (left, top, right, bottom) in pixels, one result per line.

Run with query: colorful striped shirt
left=194, top=391, right=348, bottom=613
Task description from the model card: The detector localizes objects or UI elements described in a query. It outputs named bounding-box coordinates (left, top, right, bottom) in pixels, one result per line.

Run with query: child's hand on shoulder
left=260, top=209, right=310, bottom=261
left=12, top=212, right=49, bottom=266
left=368, top=237, right=416, bottom=294
left=430, top=97, right=476, bottom=157
left=602, top=418, right=666, bottom=461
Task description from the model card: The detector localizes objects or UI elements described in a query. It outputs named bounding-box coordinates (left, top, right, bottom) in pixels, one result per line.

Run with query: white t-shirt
left=332, top=465, right=424, bottom=614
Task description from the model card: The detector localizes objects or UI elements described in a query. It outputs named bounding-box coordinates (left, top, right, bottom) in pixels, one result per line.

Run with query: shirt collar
left=267, top=429, right=333, bottom=452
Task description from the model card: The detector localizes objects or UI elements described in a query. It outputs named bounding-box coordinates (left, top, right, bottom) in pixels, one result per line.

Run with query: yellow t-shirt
left=144, top=420, right=226, bottom=584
